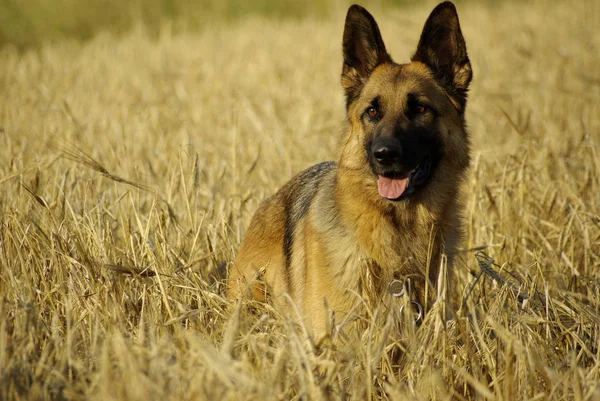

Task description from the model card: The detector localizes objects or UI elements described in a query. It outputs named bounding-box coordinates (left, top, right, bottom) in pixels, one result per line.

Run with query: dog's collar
left=388, top=277, right=423, bottom=323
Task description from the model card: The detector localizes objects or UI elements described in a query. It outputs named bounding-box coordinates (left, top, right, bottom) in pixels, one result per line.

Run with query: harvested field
left=1, top=1, right=599, bottom=399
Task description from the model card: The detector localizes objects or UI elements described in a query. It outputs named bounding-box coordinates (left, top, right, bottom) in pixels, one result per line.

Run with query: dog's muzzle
left=370, top=139, right=433, bottom=201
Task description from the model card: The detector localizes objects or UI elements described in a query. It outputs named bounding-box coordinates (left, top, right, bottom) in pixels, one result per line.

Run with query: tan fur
left=228, top=2, right=472, bottom=336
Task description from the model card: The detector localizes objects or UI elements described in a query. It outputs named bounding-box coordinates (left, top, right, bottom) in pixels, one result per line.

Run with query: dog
left=228, top=1, right=472, bottom=336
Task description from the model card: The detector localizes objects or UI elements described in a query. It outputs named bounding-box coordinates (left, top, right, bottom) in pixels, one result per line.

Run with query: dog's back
left=228, top=161, right=337, bottom=303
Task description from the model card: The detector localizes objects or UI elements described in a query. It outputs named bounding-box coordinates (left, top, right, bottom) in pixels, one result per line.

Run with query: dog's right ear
left=342, top=5, right=391, bottom=109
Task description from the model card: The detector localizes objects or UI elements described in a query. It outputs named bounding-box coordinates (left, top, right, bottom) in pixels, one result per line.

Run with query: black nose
left=372, top=139, right=402, bottom=166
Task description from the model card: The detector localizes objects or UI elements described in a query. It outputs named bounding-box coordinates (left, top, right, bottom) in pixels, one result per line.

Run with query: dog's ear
left=412, top=2, right=472, bottom=111
left=342, top=5, right=391, bottom=109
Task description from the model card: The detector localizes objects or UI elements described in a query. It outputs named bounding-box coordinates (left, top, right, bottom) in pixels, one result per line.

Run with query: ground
left=0, top=0, right=599, bottom=400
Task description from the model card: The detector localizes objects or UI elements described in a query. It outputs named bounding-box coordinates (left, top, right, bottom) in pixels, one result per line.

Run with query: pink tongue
left=377, top=176, right=408, bottom=199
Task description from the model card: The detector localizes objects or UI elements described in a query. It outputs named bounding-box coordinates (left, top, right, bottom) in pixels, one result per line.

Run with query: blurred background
left=0, top=0, right=503, bottom=48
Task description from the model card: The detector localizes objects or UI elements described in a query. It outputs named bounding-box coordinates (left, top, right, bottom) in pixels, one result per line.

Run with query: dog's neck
left=334, top=166, right=456, bottom=306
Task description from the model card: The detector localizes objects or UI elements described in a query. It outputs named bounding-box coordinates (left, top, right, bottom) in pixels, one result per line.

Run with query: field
left=1, top=0, right=599, bottom=399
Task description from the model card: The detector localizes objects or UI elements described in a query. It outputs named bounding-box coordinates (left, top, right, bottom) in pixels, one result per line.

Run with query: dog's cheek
left=339, top=125, right=368, bottom=170
left=433, top=119, right=452, bottom=147
left=351, top=112, right=370, bottom=150
left=436, top=122, right=469, bottom=172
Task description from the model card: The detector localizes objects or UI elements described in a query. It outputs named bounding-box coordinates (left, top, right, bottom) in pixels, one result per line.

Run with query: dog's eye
left=366, top=107, right=378, bottom=118
left=416, top=105, right=430, bottom=114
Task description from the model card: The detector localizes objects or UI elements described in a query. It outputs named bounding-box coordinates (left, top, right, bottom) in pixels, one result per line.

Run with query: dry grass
left=1, top=1, right=600, bottom=399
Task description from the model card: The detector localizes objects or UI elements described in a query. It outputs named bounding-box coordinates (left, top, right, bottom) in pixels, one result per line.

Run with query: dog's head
left=339, top=2, right=472, bottom=203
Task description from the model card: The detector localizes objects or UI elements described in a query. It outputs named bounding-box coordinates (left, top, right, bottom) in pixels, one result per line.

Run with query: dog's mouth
left=376, top=156, right=432, bottom=201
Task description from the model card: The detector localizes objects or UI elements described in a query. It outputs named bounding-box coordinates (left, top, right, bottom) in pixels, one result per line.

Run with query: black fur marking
left=282, top=161, right=336, bottom=292
left=282, top=211, right=295, bottom=292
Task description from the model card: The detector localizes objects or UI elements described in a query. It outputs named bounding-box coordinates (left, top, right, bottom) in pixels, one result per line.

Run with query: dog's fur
left=228, top=2, right=472, bottom=335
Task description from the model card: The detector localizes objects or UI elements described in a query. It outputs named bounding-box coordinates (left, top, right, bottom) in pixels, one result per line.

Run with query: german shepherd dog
left=228, top=1, right=472, bottom=336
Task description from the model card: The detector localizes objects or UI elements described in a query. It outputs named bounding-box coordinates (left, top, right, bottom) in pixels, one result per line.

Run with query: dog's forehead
left=363, top=63, right=445, bottom=105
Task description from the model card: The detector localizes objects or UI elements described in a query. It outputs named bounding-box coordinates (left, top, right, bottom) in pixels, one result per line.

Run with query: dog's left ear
left=412, top=2, right=472, bottom=111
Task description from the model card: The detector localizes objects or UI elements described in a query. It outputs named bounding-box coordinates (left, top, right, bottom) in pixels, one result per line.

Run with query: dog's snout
left=372, top=140, right=402, bottom=166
